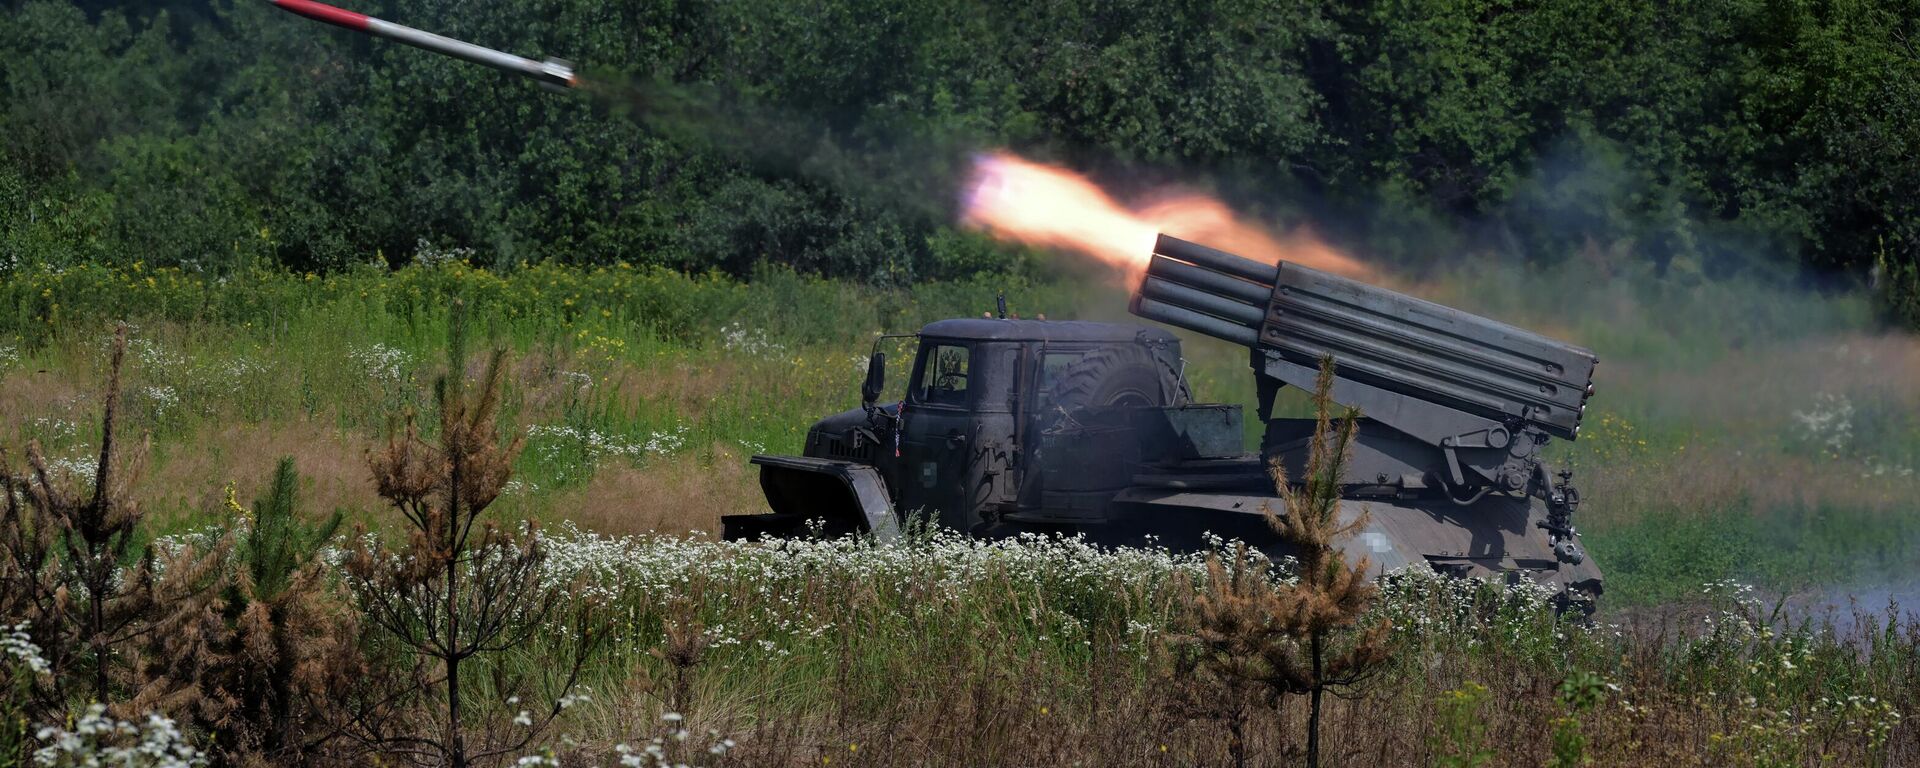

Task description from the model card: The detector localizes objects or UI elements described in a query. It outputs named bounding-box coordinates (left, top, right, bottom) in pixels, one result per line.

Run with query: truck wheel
left=1049, top=344, right=1190, bottom=413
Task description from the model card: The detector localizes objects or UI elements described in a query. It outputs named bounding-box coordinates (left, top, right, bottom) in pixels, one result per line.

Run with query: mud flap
left=721, top=456, right=901, bottom=542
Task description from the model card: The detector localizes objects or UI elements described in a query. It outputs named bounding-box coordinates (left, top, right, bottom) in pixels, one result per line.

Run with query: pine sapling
left=1167, top=355, right=1392, bottom=768
left=133, top=457, right=358, bottom=767
left=342, top=302, right=602, bottom=768
left=1262, top=355, right=1393, bottom=768
left=0, top=325, right=188, bottom=712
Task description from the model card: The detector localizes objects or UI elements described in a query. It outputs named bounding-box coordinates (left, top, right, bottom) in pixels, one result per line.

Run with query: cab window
left=914, top=344, right=971, bottom=406
left=1035, top=349, right=1085, bottom=409
left=1038, top=350, right=1083, bottom=392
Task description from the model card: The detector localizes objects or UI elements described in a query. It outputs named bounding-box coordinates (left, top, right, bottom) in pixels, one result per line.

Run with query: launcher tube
left=1134, top=233, right=1600, bottom=440
left=1148, top=255, right=1272, bottom=305
left=269, top=0, right=577, bottom=89
left=1153, top=234, right=1276, bottom=286
left=1131, top=297, right=1260, bottom=347
left=1140, top=277, right=1266, bottom=328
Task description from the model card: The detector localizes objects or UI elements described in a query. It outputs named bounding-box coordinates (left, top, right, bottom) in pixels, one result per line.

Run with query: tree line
left=2, top=0, right=1916, bottom=323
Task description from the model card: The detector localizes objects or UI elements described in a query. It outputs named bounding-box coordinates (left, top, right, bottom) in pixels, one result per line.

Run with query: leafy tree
left=1, top=0, right=1918, bottom=321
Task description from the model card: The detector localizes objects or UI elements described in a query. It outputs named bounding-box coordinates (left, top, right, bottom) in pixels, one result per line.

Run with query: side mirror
left=861, top=351, right=887, bottom=406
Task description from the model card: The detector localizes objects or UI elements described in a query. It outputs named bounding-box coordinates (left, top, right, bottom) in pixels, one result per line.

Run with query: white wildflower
left=350, top=343, right=413, bottom=384
left=43, top=456, right=100, bottom=484
left=1792, top=392, right=1854, bottom=457
left=3, top=622, right=50, bottom=675
left=29, top=417, right=78, bottom=442
left=141, top=385, right=179, bottom=418
left=413, top=237, right=475, bottom=267
left=717, top=322, right=785, bottom=355
left=123, top=337, right=184, bottom=373
left=33, top=704, right=206, bottom=767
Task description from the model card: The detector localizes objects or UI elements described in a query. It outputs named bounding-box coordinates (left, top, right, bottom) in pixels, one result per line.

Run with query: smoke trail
left=577, top=70, right=975, bottom=225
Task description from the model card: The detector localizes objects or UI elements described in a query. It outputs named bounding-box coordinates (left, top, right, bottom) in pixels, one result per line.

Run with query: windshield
left=911, top=343, right=971, bottom=406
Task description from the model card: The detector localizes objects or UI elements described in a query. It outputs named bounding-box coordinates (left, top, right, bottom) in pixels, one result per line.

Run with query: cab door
left=897, top=340, right=1019, bottom=532
left=898, top=341, right=977, bottom=530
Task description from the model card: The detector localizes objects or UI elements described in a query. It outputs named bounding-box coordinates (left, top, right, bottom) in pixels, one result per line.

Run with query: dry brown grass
left=546, top=442, right=765, bottom=537
left=1582, top=446, right=1920, bottom=527
left=1613, top=332, right=1920, bottom=428
left=603, top=358, right=754, bottom=425
left=506, top=349, right=758, bottom=428
left=506, top=348, right=594, bottom=425
left=139, top=419, right=386, bottom=528
left=535, top=608, right=1918, bottom=768
left=1572, top=331, right=1920, bottom=528
left=0, top=367, right=95, bottom=435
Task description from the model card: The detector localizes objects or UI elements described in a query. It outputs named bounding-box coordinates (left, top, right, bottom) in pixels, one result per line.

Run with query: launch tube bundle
left=1132, top=235, right=1597, bottom=500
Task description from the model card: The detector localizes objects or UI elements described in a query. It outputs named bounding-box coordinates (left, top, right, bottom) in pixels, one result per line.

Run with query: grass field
left=4, top=254, right=1919, bottom=765
left=3, top=255, right=1916, bottom=607
left=412, top=527, right=1919, bottom=766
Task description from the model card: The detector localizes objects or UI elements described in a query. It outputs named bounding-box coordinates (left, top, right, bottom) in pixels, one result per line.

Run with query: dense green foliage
left=2, top=0, right=1916, bottom=323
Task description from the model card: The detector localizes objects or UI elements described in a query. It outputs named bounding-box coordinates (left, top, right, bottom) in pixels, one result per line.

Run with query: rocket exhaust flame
left=961, top=151, right=1371, bottom=284
left=960, top=152, right=1159, bottom=281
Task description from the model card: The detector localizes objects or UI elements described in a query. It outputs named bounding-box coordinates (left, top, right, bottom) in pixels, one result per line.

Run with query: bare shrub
left=0, top=325, right=208, bottom=712
left=340, top=303, right=603, bottom=767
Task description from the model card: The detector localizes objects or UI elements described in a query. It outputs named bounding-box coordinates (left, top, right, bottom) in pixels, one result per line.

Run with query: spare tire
left=1047, top=344, right=1190, bottom=415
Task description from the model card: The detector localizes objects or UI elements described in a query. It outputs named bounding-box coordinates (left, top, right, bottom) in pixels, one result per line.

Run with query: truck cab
left=726, top=319, right=1193, bottom=539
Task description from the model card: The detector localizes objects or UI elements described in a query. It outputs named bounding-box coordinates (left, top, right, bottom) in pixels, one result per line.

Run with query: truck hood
left=801, top=403, right=898, bottom=465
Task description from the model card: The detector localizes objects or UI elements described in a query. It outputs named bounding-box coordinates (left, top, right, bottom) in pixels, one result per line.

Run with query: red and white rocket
left=268, top=0, right=577, bottom=89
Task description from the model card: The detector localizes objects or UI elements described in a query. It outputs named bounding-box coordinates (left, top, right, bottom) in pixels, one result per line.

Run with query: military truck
left=722, top=235, right=1604, bottom=607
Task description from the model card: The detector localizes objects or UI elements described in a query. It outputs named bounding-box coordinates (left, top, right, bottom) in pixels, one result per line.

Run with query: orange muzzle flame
left=961, top=151, right=1371, bottom=283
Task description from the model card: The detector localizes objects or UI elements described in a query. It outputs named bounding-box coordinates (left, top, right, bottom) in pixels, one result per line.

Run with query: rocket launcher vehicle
left=1131, top=235, right=1598, bottom=557
left=268, top=0, right=577, bottom=90
left=713, top=231, right=1603, bottom=606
